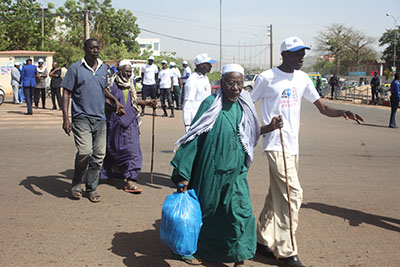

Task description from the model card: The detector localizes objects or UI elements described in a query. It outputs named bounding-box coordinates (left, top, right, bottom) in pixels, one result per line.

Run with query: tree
left=0, top=0, right=56, bottom=51
left=316, top=24, right=348, bottom=74
left=342, top=28, right=376, bottom=69
left=315, top=24, right=377, bottom=75
left=379, top=27, right=400, bottom=69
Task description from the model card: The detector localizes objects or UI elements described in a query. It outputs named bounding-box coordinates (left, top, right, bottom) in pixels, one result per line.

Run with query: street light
left=386, top=13, right=400, bottom=70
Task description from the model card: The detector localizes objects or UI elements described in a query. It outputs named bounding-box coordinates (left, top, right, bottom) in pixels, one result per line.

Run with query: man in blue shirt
left=20, top=59, right=37, bottom=115
left=61, top=38, right=125, bottom=202
left=389, top=73, right=400, bottom=128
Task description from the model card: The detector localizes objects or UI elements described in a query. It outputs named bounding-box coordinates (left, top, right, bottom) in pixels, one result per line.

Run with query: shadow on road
left=110, top=219, right=172, bottom=266
left=359, top=123, right=389, bottom=128
left=137, top=172, right=175, bottom=189
left=19, top=169, right=74, bottom=198
left=302, top=202, right=400, bottom=232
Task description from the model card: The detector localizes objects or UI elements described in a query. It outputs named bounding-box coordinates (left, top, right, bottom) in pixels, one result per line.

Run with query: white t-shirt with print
left=251, top=67, right=320, bottom=155
left=141, top=63, right=158, bottom=85
left=158, top=68, right=173, bottom=89
left=183, top=72, right=211, bottom=128
left=170, top=67, right=181, bottom=86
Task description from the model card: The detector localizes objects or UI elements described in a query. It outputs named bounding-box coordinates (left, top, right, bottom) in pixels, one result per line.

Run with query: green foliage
left=378, top=27, right=400, bottom=68
left=315, top=24, right=377, bottom=75
left=207, top=72, right=221, bottom=82
left=0, top=0, right=144, bottom=66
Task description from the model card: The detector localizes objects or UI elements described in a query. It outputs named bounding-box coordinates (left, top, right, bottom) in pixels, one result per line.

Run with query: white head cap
left=119, top=60, right=132, bottom=68
left=194, top=53, right=216, bottom=65
left=280, top=36, right=310, bottom=53
left=221, top=64, right=244, bottom=76
left=182, top=60, right=188, bottom=65
left=38, top=58, right=44, bottom=63
left=148, top=56, right=155, bottom=61
left=170, top=62, right=176, bottom=67
left=161, top=60, right=167, bottom=64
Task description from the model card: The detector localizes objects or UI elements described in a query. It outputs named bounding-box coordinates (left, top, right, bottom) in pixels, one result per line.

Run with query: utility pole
left=41, top=8, right=45, bottom=48
left=269, top=24, right=273, bottom=68
left=84, top=10, right=90, bottom=40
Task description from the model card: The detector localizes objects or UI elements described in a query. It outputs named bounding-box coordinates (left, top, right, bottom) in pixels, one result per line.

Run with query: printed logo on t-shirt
left=280, top=88, right=298, bottom=108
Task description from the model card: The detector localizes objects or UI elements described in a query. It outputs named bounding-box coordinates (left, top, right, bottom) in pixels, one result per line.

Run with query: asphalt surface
left=0, top=97, right=399, bottom=267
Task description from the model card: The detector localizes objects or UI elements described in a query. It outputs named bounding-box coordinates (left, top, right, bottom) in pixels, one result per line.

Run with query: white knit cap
left=221, top=64, right=244, bottom=76
left=119, top=60, right=132, bottom=68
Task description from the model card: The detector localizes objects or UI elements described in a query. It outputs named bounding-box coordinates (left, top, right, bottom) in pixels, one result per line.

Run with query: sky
left=39, top=0, right=400, bottom=69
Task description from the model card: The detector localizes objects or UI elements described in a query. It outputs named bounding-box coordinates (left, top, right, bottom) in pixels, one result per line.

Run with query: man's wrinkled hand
left=271, top=115, right=284, bottom=130
left=148, top=99, right=157, bottom=109
left=115, top=102, right=126, bottom=116
left=177, top=180, right=189, bottom=193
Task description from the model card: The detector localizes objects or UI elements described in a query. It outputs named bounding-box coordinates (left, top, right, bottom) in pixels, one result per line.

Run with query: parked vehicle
left=210, top=80, right=220, bottom=94
left=243, top=74, right=258, bottom=92
left=0, top=85, right=4, bottom=105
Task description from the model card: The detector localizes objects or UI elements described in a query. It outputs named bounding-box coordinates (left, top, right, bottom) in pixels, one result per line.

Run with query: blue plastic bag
left=160, top=189, right=202, bottom=256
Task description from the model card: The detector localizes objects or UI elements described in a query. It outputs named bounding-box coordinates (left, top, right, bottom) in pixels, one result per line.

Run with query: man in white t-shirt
left=180, top=60, right=192, bottom=106
left=183, top=53, right=215, bottom=132
left=169, top=62, right=183, bottom=110
left=251, top=36, right=364, bottom=267
left=141, top=56, right=159, bottom=116
left=158, top=60, right=174, bottom=117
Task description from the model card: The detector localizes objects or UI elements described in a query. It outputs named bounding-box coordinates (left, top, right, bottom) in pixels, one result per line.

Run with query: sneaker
left=170, top=113, right=174, bottom=118
left=277, top=255, right=305, bottom=267
left=162, top=113, right=168, bottom=117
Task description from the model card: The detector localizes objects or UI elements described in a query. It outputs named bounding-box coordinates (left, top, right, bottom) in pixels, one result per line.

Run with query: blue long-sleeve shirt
left=390, top=79, right=400, bottom=99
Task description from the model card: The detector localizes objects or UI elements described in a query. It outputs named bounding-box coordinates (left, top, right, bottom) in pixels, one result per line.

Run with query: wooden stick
left=150, top=107, right=156, bottom=184
left=279, top=127, right=295, bottom=251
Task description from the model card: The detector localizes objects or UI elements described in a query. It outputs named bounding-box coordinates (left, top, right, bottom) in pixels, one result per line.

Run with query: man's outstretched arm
left=313, top=99, right=364, bottom=123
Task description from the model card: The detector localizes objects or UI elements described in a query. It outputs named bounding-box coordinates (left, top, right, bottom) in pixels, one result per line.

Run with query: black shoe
left=278, top=255, right=305, bottom=267
left=170, top=113, right=174, bottom=118
left=140, top=112, right=144, bottom=116
left=162, top=113, right=168, bottom=117
left=389, top=125, right=398, bottom=128
left=24, top=112, right=33, bottom=115
left=256, top=243, right=276, bottom=259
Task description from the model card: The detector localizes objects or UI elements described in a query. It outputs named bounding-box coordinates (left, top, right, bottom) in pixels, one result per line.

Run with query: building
left=136, top=38, right=161, bottom=56
left=0, top=50, right=55, bottom=95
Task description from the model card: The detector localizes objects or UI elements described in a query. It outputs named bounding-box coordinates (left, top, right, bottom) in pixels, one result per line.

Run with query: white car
left=243, top=74, right=258, bottom=91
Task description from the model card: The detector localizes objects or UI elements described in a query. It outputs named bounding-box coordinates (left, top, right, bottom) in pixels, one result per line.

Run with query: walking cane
left=150, top=107, right=156, bottom=184
left=279, top=126, right=295, bottom=251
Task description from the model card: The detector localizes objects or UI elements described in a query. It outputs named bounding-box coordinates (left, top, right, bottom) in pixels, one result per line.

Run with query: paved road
left=0, top=98, right=399, bottom=267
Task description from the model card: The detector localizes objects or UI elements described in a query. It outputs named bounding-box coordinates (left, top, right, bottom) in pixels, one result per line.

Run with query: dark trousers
left=172, top=85, right=181, bottom=109
left=160, top=89, right=174, bottom=114
left=23, top=86, right=34, bottom=114
left=330, top=85, right=336, bottom=99
left=389, top=94, right=399, bottom=127
left=141, top=84, right=157, bottom=114
left=34, top=87, right=46, bottom=108
left=51, top=86, right=62, bottom=109
left=371, top=87, right=379, bottom=105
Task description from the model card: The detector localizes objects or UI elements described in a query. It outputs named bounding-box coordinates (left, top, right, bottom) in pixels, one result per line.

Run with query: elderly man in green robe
left=170, top=64, right=283, bottom=266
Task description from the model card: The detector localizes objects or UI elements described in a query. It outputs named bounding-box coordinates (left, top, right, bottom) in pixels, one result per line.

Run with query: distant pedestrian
left=183, top=53, right=215, bottom=132
left=329, top=75, right=338, bottom=99
left=61, top=38, right=125, bottom=202
left=170, top=62, right=183, bottom=109
left=10, top=62, right=21, bottom=104
left=20, top=58, right=37, bottom=115
left=101, top=60, right=157, bottom=193
left=180, top=60, right=191, bottom=106
left=370, top=72, right=380, bottom=105
left=316, top=76, right=322, bottom=96
left=60, top=64, right=68, bottom=79
left=389, top=73, right=400, bottom=128
left=158, top=60, right=174, bottom=118
left=140, top=56, right=158, bottom=116
left=49, top=61, right=62, bottom=110
left=35, top=58, right=47, bottom=109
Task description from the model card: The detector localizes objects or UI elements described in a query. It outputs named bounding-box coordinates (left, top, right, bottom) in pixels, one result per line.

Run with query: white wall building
left=136, top=38, right=161, bottom=56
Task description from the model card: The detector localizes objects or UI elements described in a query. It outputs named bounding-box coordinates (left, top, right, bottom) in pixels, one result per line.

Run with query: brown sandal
left=124, top=182, right=143, bottom=194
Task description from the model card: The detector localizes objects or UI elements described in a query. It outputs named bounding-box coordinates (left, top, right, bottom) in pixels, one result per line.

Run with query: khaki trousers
left=257, top=151, right=302, bottom=258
